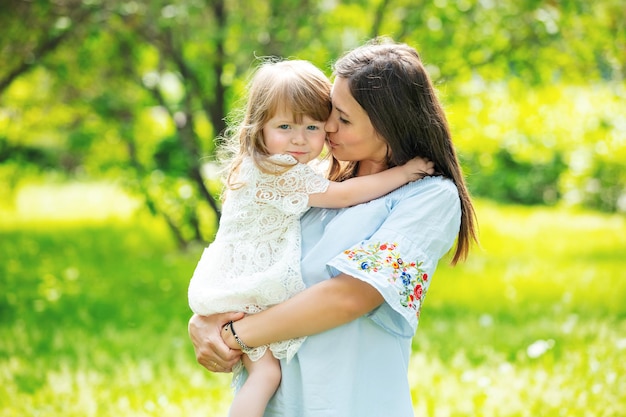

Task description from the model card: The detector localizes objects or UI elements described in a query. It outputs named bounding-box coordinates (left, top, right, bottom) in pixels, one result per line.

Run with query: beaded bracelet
left=226, top=321, right=254, bottom=354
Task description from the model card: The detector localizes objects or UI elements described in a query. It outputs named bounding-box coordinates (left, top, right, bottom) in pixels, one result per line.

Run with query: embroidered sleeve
left=326, top=177, right=462, bottom=337
left=344, top=242, right=429, bottom=315
left=328, top=236, right=432, bottom=336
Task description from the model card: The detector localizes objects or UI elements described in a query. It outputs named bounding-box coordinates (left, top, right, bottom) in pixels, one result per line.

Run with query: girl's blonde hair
left=220, top=59, right=331, bottom=189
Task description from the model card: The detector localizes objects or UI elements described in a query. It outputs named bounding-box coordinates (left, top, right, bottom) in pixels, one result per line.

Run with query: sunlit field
left=1, top=183, right=625, bottom=417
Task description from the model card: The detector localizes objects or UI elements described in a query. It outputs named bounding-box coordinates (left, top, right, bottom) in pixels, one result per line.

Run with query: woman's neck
left=355, top=160, right=387, bottom=177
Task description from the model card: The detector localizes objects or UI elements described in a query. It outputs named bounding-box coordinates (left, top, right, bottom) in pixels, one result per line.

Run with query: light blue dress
left=261, top=176, right=462, bottom=417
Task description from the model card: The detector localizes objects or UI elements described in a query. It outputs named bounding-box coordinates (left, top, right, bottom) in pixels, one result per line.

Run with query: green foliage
left=1, top=186, right=625, bottom=416
left=583, top=158, right=626, bottom=212
left=0, top=0, right=625, bottom=247
left=447, top=82, right=626, bottom=211
left=463, top=148, right=566, bottom=205
left=373, top=0, right=625, bottom=84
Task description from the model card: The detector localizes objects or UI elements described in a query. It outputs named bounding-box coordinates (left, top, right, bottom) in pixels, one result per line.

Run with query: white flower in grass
left=526, top=339, right=555, bottom=358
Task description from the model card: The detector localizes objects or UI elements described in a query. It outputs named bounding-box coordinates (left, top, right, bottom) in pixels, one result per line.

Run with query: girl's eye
left=278, top=124, right=290, bottom=130
left=306, top=125, right=320, bottom=131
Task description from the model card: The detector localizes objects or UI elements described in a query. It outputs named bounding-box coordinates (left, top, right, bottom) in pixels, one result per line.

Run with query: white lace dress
left=188, top=154, right=330, bottom=362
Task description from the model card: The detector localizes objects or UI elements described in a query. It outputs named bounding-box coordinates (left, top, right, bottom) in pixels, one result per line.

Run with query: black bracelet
left=227, top=321, right=254, bottom=354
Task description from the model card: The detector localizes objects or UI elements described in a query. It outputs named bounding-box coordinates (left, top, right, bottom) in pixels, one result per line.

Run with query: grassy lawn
left=1, top=183, right=625, bottom=416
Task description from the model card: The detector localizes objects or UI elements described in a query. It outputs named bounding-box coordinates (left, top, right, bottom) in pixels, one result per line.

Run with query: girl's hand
left=405, top=156, right=435, bottom=181
left=188, top=312, right=244, bottom=373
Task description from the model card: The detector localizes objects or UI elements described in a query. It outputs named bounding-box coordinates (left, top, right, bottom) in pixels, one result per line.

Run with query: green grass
left=413, top=200, right=626, bottom=416
left=1, top=183, right=625, bottom=416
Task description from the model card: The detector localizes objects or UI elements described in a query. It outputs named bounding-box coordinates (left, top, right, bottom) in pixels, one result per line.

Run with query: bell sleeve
left=326, top=178, right=462, bottom=338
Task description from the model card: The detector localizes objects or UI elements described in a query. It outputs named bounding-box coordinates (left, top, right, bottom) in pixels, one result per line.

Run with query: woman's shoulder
left=386, top=175, right=462, bottom=217
left=400, top=175, right=459, bottom=198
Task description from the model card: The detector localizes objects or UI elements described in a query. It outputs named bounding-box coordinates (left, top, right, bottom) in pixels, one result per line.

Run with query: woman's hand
left=188, top=312, right=244, bottom=373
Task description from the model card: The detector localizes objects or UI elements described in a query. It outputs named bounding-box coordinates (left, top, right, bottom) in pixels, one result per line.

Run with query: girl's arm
left=308, top=156, right=433, bottom=208
left=220, top=274, right=383, bottom=351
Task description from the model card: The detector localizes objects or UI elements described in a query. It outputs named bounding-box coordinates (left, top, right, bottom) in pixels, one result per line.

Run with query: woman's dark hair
left=332, top=37, right=478, bottom=264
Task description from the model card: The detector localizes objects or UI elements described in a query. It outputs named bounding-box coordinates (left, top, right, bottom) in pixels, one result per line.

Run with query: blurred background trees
left=1, top=0, right=624, bottom=245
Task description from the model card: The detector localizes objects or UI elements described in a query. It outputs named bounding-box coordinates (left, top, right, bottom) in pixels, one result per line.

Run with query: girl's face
left=262, top=110, right=327, bottom=164
left=325, top=77, right=388, bottom=173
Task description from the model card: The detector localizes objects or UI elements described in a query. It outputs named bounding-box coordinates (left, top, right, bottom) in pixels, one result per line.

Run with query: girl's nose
left=291, top=130, right=306, bottom=144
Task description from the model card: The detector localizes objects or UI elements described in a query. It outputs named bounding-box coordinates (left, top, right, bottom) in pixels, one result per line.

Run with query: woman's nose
left=325, top=117, right=337, bottom=133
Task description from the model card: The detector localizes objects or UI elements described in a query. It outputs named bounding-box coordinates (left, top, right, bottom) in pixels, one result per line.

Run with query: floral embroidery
left=343, top=242, right=428, bottom=316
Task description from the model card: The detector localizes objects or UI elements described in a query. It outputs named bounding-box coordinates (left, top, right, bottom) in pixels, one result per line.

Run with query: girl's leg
left=228, top=350, right=281, bottom=417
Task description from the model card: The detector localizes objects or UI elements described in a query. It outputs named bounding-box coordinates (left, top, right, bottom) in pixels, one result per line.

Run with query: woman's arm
left=220, top=274, right=384, bottom=351
left=190, top=275, right=382, bottom=370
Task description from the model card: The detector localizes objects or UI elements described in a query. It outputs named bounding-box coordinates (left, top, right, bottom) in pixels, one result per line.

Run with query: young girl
left=187, top=59, right=433, bottom=417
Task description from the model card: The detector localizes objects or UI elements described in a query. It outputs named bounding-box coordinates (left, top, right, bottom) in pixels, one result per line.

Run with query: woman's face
left=325, top=77, right=388, bottom=172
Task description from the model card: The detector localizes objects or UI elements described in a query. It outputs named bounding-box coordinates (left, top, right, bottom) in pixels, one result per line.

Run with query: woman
left=189, top=37, right=478, bottom=416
